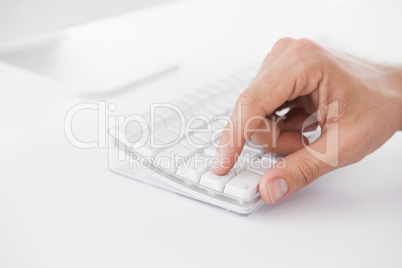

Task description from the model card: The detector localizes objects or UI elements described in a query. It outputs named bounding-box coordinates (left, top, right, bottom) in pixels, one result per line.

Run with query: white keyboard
left=108, top=65, right=284, bottom=214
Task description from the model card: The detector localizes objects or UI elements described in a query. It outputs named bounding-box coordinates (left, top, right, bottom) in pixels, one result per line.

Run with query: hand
left=213, top=37, right=402, bottom=204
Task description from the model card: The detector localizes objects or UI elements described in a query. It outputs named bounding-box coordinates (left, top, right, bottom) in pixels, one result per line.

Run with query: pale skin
left=213, top=37, right=402, bottom=204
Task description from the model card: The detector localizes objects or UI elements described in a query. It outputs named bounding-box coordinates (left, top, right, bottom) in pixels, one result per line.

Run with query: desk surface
left=0, top=0, right=401, bottom=267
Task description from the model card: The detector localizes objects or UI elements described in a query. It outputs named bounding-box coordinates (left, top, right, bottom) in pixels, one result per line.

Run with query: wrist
left=395, top=68, right=402, bottom=130
left=382, top=66, right=402, bottom=130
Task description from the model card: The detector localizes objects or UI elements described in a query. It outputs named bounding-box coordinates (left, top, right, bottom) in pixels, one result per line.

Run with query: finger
left=254, top=130, right=308, bottom=154
left=256, top=37, right=296, bottom=77
left=275, top=96, right=316, bottom=115
left=214, top=75, right=294, bottom=175
left=214, top=60, right=299, bottom=175
left=279, top=113, right=318, bottom=132
left=214, top=100, right=265, bottom=175
left=214, top=39, right=325, bottom=175
left=250, top=117, right=308, bottom=154
left=258, top=126, right=338, bottom=204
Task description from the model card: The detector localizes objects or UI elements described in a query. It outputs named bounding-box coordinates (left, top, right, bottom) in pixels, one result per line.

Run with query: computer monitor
left=0, top=0, right=175, bottom=42
left=0, top=0, right=179, bottom=95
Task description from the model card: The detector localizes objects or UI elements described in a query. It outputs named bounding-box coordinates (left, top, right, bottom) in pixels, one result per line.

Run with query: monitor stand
left=0, top=12, right=178, bottom=96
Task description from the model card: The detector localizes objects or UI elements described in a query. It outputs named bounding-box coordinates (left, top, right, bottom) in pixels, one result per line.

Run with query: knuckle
left=236, top=90, right=255, bottom=107
left=289, top=38, right=321, bottom=54
left=290, top=157, right=320, bottom=188
left=235, top=91, right=255, bottom=119
left=273, top=37, right=295, bottom=50
left=250, top=78, right=268, bottom=101
left=236, top=87, right=263, bottom=122
left=263, top=67, right=285, bottom=82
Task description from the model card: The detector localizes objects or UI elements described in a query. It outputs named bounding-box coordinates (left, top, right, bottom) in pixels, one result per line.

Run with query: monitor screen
left=0, top=0, right=174, bottom=42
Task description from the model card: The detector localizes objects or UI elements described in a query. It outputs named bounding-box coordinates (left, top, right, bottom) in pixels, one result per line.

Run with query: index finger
left=213, top=38, right=325, bottom=175
left=213, top=69, right=294, bottom=175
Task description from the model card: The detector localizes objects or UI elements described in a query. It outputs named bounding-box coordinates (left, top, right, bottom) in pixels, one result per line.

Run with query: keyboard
left=108, top=65, right=286, bottom=214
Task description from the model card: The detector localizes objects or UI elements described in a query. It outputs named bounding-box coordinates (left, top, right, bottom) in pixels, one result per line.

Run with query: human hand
left=213, top=38, right=402, bottom=204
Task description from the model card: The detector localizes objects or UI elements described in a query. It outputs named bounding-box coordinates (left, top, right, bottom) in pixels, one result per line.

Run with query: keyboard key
left=215, top=98, right=234, bottom=110
left=224, top=171, right=261, bottom=200
left=192, top=131, right=212, bottom=143
left=176, top=155, right=210, bottom=183
left=203, top=84, right=225, bottom=96
left=232, top=162, right=246, bottom=175
left=211, top=119, right=226, bottom=130
left=211, top=80, right=234, bottom=93
left=205, top=104, right=228, bottom=116
left=180, top=94, right=203, bottom=112
left=203, top=146, right=217, bottom=158
left=191, top=131, right=219, bottom=146
left=154, top=106, right=188, bottom=131
left=192, top=89, right=214, bottom=103
left=111, top=120, right=143, bottom=146
left=226, top=75, right=245, bottom=87
left=209, top=125, right=223, bottom=143
left=154, top=129, right=182, bottom=145
left=208, top=81, right=233, bottom=93
left=261, top=153, right=283, bottom=167
left=238, top=149, right=260, bottom=164
left=153, top=106, right=180, bottom=123
left=171, top=99, right=193, bottom=117
left=244, top=140, right=265, bottom=157
left=134, top=139, right=165, bottom=158
left=140, top=112, right=167, bottom=130
left=179, top=136, right=207, bottom=152
left=155, top=144, right=194, bottom=173
left=247, top=159, right=268, bottom=175
left=167, top=121, right=185, bottom=135
left=185, top=114, right=212, bottom=131
left=194, top=109, right=215, bottom=120
left=199, top=170, right=235, bottom=192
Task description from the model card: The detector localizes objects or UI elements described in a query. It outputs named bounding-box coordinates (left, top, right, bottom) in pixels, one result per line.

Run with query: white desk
left=1, top=0, right=401, bottom=267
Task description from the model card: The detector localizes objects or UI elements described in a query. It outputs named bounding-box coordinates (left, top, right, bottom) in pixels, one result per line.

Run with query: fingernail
left=267, top=178, right=288, bottom=203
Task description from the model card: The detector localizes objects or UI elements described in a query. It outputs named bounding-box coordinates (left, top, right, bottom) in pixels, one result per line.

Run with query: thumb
left=258, top=127, right=339, bottom=204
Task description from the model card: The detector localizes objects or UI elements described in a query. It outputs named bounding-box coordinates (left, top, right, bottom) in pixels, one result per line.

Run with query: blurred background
left=0, top=0, right=401, bottom=267
left=0, top=0, right=401, bottom=95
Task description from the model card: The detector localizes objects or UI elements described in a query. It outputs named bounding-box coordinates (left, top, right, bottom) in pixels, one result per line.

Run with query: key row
left=152, top=144, right=282, bottom=201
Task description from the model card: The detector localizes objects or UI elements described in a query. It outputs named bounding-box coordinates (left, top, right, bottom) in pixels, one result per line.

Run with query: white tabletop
left=1, top=0, right=401, bottom=267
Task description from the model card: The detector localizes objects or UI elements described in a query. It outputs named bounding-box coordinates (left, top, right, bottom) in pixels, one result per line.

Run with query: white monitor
left=0, top=0, right=178, bottom=95
left=0, top=0, right=174, bottom=42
